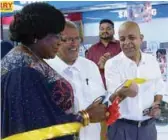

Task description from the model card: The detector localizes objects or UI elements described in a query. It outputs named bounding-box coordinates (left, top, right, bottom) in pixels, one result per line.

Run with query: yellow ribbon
left=124, top=78, right=147, bottom=87
left=2, top=122, right=83, bottom=140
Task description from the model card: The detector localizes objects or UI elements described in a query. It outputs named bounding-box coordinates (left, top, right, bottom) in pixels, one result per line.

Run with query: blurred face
left=157, top=52, right=161, bottom=58
left=35, top=33, right=61, bottom=59
left=99, top=23, right=114, bottom=40
left=119, top=25, right=143, bottom=59
left=58, top=27, right=81, bottom=65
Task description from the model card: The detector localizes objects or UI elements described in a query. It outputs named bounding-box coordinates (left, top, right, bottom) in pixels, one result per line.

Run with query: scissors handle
left=93, top=96, right=105, bottom=103
left=93, top=95, right=108, bottom=106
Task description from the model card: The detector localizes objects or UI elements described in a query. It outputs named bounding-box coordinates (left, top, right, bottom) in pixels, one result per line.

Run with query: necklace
left=22, top=44, right=44, bottom=62
left=21, top=44, right=58, bottom=72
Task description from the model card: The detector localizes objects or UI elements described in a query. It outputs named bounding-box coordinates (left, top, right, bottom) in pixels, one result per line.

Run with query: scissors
left=92, top=82, right=126, bottom=106
left=93, top=95, right=109, bottom=106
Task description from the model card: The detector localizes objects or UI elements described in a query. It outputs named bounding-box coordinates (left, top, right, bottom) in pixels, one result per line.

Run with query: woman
left=1, top=3, right=108, bottom=140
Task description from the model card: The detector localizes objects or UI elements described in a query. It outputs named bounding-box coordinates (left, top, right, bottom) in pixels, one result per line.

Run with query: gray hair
left=65, top=20, right=78, bottom=29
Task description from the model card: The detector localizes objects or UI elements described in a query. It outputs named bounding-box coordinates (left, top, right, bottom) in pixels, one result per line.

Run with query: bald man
left=105, top=21, right=166, bottom=140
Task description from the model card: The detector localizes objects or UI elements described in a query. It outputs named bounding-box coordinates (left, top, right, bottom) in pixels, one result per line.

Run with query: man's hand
left=148, top=102, right=161, bottom=118
left=104, top=52, right=112, bottom=59
left=109, top=81, right=138, bottom=103
left=98, top=53, right=112, bottom=69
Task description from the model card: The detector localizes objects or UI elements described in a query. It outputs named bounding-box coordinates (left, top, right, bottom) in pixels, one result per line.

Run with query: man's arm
left=153, top=59, right=166, bottom=102
left=105, top=59, right=138, bottom=103
left=148, top=59, right=166, bottom=117
left=90, top=61, right=106, bottom=97
left=86, top=46, right=94, bottom=61
left=105, top=59, right=122, bottom=95
left=154, top=95, right=163, bottom=103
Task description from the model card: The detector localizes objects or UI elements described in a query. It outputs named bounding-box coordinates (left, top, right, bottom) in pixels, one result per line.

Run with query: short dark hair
left=99, top=19, right=114, bottom=28
left=9, top=2, right=65, bottom=45
left=156, top=49, right=166, bottom=55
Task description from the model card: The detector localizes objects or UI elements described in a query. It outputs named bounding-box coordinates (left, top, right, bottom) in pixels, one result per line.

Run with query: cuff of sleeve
left=76, top=113, right=84, bottom=124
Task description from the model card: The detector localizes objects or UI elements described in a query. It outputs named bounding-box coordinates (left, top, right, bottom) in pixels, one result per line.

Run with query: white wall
left=84, top=18, right=168, bottom=42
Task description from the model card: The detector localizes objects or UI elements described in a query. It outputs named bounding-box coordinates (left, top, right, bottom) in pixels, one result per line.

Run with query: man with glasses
left=46, top=20, right=106, bottom=140
left=87, top=19, right=121, bottom=89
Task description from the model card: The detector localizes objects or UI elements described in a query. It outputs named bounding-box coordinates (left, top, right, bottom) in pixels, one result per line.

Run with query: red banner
left=1, top=16, right=13, bottom=25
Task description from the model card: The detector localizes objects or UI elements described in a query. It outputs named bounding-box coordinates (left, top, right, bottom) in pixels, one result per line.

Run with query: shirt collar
left=121, top=51, right=146, bottom=65
left=71, top=57, right=81, bottom=72
left=54, top=56, right=69, bottom=73
left=55, top=55, right=81, bottom=73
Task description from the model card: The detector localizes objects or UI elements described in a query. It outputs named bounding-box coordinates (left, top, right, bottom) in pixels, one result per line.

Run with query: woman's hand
left=85, top=100, right=107, bottom=123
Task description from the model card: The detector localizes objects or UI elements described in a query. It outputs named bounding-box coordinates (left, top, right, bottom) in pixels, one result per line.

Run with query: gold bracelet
left=79, top=110, right=90, bottom=126
left=79, top=110, right=88, bottom=126
left=83, top=110, right=90, bottom=124
left=78, top=111, right=85, bottom=125
left=82, top=111, right=89, bottom=125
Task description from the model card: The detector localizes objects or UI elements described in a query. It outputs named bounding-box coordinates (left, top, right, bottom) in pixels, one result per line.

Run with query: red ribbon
left=106, top=96, right=120, bottom=126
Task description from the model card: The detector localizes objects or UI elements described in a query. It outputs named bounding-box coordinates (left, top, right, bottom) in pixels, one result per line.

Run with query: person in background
left=156, top=49, right=166, bottom=63
left=85, top=49, right=89, bottom=57
left=1, top=3, right=108, bottom=140
left=105, top=21, right=166, bottom=140
left=87, top=19, right=121, bottom=89
left=46, top=20, right=106, bottom=140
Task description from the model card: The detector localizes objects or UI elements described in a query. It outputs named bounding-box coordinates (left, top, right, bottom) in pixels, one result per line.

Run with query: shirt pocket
left=82, top=77, right=105, bottom=104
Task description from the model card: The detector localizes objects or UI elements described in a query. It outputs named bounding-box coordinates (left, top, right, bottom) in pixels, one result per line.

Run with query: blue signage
left=83, top=4, right=168, bottom=23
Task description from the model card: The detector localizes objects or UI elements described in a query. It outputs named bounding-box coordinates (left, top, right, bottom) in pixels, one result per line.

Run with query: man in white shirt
left=46, top=21, right=106, bottom=140
left=105, top=21, right=166, bottom=140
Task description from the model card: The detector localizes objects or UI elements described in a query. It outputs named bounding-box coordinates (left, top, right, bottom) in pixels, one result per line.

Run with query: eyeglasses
left=61, top=36, right=81, bottom=43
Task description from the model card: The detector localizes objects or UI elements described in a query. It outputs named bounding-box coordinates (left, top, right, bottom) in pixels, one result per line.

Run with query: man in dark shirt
left=87, top=19, right=121, bottom=88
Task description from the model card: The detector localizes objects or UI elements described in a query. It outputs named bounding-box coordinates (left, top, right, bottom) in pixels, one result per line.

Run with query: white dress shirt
left=46, top=56, right=106, bottom=140
left=105, top=52, right=167, bottom=121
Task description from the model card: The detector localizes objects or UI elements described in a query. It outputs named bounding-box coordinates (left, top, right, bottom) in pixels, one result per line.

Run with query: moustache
left=101, top=32, right=109, bottom=35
